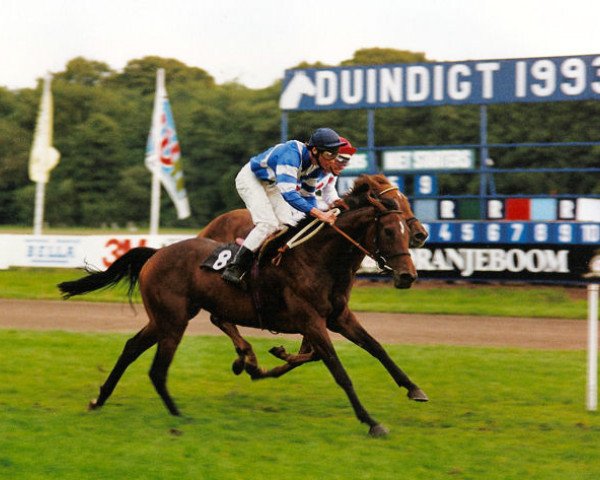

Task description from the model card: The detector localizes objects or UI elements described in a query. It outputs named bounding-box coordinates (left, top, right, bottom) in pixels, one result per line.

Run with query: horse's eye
left=384, top=227, right=395, bottom=238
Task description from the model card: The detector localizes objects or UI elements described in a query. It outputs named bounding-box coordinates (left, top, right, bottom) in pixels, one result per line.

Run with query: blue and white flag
left=145, top=69, right=190, bottom=220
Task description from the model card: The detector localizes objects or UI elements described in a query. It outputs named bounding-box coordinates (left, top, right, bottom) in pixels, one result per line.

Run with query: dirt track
left=0, top=298, right=588, bottom=350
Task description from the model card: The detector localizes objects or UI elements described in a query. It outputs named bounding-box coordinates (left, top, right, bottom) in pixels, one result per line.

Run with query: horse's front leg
left=210, top=316, right=266, bottom=379
left=304, top=322, right=388, bottom=437
left=329, top=309, right=428, bottom=402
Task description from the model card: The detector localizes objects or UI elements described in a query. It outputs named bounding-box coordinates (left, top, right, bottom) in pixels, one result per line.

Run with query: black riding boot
left=221, top=246, right=254, bottom=287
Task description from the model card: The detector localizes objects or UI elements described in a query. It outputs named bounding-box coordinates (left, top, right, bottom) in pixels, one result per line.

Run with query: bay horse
left=199, top=174, right=429, bottom=248
left=58, top=182, right=427, bottom=436
left=196, top=174, right=429, bottom=384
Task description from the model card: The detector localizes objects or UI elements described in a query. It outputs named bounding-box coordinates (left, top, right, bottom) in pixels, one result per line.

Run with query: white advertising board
left=0, top=234, right=193, bottom=269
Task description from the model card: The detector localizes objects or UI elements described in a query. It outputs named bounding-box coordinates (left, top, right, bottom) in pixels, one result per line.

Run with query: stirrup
left=222, top=265, right=248, bottom=290
left=222, top=265, right=244, bottom=283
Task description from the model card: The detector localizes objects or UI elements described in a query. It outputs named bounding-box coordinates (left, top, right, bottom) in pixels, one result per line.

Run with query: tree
left=56, top=57, right=114, bottom=86
left=0, top=49, right=598, bottom=228
left=341, top=47, right=428, bottom=66
left=112, top=56, right=215, bottom=95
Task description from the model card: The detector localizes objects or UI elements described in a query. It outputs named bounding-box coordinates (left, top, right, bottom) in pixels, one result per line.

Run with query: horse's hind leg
left=149, top=325, right=187, bottom=416
left=89, top=325, right=158, bottom=411
left=210, top=316, right=264, bottom=379
left=258, top=338, right=319, bottom=379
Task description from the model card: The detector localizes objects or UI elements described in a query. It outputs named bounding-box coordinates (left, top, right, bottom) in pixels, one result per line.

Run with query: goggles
left=318, top=149, right=338, bottom=160
left=336, top=154, right=352, bottom=165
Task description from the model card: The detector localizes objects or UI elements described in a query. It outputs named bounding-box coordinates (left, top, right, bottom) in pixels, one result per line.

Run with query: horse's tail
left=58, top=247, right=158, bottom=301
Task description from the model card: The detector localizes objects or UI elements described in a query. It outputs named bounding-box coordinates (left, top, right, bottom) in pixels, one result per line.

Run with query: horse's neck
left=302, top=209, right=371, bottom=269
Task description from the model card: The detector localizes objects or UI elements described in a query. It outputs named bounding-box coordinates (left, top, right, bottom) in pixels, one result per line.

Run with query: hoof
left=407, top=387, right=429, bottom=402
left=369, top=424, right=389, bottom=437
left=88, top=399, right=101, bottom=411
left=269, top=346, right=286, bottom=359
left=232, top=358, right=244, bottom=375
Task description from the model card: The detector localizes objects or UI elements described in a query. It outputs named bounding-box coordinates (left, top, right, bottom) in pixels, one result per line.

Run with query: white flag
left=145, top=69, right=191, bottom=219
left=29, top=75, right=60, bottom=183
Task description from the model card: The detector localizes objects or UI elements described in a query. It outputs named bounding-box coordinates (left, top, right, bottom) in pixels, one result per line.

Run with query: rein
left=271, top=211, right=335, bottom=266
left=272, top=204, right=411, bottom=272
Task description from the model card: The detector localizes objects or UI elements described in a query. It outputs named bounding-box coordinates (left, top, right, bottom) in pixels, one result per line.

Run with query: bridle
left=329, top=197, right=412, bottom=272
left=378, top=185, right=419, bottom=227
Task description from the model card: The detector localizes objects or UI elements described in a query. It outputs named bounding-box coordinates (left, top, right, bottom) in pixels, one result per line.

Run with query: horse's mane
left=353, top=173, right=389, bottom=190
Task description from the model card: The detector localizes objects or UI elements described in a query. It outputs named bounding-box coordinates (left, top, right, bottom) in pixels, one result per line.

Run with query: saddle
left=201, top=226, right=290, bottom=274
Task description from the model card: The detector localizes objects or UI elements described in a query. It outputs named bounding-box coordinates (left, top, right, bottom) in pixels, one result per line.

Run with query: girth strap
left=249, top=261, right=266, bottom=330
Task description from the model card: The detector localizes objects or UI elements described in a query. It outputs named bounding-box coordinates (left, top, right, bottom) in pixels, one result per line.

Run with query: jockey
left=314, top=135, right=357, bottom=211
left=222, top=128, right=353, bottom=287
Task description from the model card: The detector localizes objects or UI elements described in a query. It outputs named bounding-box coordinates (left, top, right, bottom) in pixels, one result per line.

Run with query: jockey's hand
left=310, top=207, right=337, bottom=225
left=330, top=199, right=348, bottom=211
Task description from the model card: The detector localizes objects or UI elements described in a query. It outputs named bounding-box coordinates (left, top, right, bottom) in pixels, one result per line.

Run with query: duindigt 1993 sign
left=280, top=55, right=600, bottom=111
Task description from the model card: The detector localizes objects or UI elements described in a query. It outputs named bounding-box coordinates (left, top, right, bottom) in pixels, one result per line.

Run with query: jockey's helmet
left=338, top=137, right=357, bottom=156
left=307, top=128, right=347, bottom=150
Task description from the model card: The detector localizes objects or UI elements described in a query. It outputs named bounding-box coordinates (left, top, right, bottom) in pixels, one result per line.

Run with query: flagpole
left=149, top=69, right=165, bottom=236
left=33, top=181, right=45, bottom=235
left=29, top=74, right=60, bottom=236
left=149, top=158, right=161, bottom=236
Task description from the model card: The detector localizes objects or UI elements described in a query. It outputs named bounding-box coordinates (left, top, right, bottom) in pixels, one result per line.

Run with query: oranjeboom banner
left=412, top=244, right=599, bottom=283
left=360, top=244, right=599, bottom=283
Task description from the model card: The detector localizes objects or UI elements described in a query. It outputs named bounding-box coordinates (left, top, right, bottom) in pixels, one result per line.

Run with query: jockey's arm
left=309, top=207, right=337, bottom=225
left=320, top=176, right=341, bottom=208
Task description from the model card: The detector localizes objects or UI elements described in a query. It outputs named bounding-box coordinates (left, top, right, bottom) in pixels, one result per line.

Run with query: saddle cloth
left=201, top=243, right=241, bottom=272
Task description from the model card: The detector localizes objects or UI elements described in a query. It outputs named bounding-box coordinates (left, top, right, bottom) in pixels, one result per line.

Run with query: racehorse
left=197, top=174, right=429, bottom=384
left=58, top=181, right=427, bottom=436
left=199, top=174, right=429, bottom=248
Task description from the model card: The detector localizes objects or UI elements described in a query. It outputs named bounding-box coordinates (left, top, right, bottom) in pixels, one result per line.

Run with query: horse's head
left=343, top=183, right=417, bottom=289
left=354, top=174, right=429, bottom=248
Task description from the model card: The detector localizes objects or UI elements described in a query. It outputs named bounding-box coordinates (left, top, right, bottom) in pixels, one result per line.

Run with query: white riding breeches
left=235, top=163, right=301, bottom=252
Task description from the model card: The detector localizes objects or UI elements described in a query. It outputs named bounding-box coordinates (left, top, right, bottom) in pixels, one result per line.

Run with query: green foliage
left=341, top=47, right=429, bottom=65
left=0, top=331, right=598, bottom=479
left=56, top=57, right=114, bottom=86
left=1, top=50, right=599, bottom=228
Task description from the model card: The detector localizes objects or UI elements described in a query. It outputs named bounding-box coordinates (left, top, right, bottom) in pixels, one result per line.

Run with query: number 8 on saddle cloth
left=202, top=243, right=241, bottom=271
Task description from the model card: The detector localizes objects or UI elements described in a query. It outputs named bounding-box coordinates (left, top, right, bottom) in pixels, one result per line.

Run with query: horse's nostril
left=399, top=273, right=415, bottom=283
left=415, top=232, right=428, bottom=241
left=394, top=272, right=416, bottom=289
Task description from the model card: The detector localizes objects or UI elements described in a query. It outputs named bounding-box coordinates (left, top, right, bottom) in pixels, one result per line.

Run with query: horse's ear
left=367, top=191, right=387, bottom=211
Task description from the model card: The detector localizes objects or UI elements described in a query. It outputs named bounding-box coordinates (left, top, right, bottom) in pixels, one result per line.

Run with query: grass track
left=0, top=267, right=588, bottom=319
left=1, top=330, right=598, bottom=479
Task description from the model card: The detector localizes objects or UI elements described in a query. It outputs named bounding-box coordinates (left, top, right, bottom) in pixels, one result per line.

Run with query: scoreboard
left=281, top=53, right=600, bottom=283
left=338, top=170, right=600, bottom=282
left=424, top=221, right=600, bottom=245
